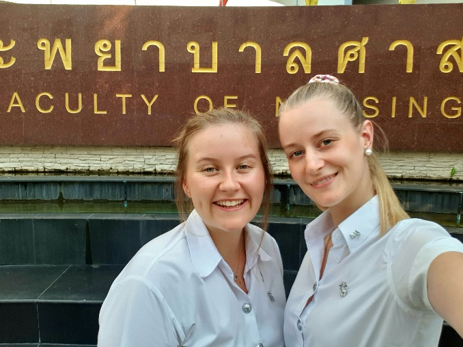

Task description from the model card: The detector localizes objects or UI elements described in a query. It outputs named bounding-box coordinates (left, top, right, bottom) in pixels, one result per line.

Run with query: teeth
left=216, top=199, right=244, bottom=207
left=312, top=175, right=334, bottom=186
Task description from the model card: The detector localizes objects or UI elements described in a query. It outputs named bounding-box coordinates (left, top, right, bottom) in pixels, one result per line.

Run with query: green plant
left=450, top=167, right=456, bottom=178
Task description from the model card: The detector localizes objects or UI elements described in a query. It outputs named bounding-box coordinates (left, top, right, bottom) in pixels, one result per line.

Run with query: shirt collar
left=184, top=210, right=272, bottom=278
left=305, top=208, right=335, bottom=244
left=304, top=208, right=335, bottom=275
left=184, top=210, right=222, bottom=278
left=245, top=224, right=272, bottom=271
left=337, top=195, right=380, bottom=253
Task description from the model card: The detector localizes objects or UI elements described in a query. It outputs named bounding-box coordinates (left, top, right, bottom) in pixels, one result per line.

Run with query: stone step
left=0, top=265, right=119, bottom=345
left=0, top=214, right=461, bottom=345
left=0, top=264, right=293, bottom=345
left=0, top=214, right=461, bottom=267
left=0, top=208, right=461, bottom=344
left=0, top=264, right=460, bottom=346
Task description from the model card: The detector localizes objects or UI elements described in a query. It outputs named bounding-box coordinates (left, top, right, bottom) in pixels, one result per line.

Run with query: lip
left=309, top=173, right=337, bottom=188
left=213, top=199, right=248, bottom=210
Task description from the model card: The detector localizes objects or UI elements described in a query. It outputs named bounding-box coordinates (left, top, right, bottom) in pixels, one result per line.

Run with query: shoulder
left=114, top=223, right=191, bottom=285
left=384, top=218, right=461, bottom=265
left=385, top=219, right=463, bottom=311
left=388, top=218, right=450, bottom=246
left=390, top=218, right=451, bottom=242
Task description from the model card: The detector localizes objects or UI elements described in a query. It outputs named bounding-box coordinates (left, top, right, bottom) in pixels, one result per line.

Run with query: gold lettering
left=7, top=92, right=25, bottom=113
left=93, top=94, right=107, bottom=114
left=238, top=42, right=262, bottom=73
left=224, top=96, right=238, bottom=108
left=362, top=97, right=379, bottom=118
left=275, top=96, right=283, bottom=117
left=391, top=96, right=397, bottom=118
left=338, top=37, right=369, bottom=73
left=65, top=93, right=83, bottom=114
left=116, top=94, right=132, bottom=115
left=142, top=41, right=165, bottom=72
left=95, top=39, right=121, bottom=72
left=441, top=97, right=461, bottom=118
left=187, top=41, right=218, bottom=73
left=0, top=40, right=16, bottom=68
left=194, top=95, right=213, bottom=114
left=389, top=40, right=414, bottom=73
left=141, top=94, right=159, bottom=115
left=283, top=42, right=311, bottom=74
left=35, top=92, right=54, bottom=113
left=437, top=38, right=463, bottom=73
left=408, top=97, right=427, bottom=118
left=37, top=38, right=72, bottom=70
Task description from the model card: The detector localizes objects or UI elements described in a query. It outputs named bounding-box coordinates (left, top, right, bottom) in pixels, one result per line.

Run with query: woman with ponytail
left=279, top=75, right=463, bottom=346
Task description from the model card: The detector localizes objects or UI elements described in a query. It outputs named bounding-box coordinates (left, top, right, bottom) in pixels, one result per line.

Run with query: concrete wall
left=0, top=146, right=461, bottom=181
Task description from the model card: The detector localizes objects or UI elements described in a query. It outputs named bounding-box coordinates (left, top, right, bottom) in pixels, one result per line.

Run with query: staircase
left=0, top=175, right=461, bottom=346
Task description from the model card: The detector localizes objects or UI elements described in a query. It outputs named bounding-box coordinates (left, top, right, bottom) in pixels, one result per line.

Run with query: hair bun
left=308, top=74, right=339, bottom=85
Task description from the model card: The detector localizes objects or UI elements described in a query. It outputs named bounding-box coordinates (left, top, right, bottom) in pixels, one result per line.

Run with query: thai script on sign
left=1, top=37, right=462, bottom=74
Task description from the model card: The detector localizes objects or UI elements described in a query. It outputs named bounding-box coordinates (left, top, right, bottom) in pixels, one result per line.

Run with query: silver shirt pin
left=339, top=282, right=348, bottom=297
left=349, top=230, right=361, bottom=239
left=267, top=291, right=275, bottom=302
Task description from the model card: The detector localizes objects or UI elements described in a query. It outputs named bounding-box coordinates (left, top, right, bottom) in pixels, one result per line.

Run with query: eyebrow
left=282, top=129, right=340, bottom=150
left=196, top=154, right=259, bottom=163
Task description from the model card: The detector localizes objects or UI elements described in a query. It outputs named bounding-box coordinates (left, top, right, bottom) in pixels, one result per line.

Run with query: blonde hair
left=172, top=108, right=273, bottom=231
left=279, top=80, right=409, bottom=234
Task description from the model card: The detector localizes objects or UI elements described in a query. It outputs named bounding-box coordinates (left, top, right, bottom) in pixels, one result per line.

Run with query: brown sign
left=1, top=3, right=463, bottom=151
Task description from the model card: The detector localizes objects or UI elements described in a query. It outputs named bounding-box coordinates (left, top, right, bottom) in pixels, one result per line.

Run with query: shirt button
left=297, top=318, right=302, bottom=331
left=313, top=282, right=318, bottom=291
left=242, top=302, right=252, bottom=314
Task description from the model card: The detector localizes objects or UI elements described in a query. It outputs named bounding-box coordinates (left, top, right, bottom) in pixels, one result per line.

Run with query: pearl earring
left=365, top=148, right=372, bottom=156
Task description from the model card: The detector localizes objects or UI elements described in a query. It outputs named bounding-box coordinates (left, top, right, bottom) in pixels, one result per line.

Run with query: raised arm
left=428, top=251, right=463, bottom=338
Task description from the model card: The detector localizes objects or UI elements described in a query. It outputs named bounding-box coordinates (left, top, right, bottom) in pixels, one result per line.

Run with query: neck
left=209, top=228, right=245, bottom=265
left=330, top=189, right=375, bottom=228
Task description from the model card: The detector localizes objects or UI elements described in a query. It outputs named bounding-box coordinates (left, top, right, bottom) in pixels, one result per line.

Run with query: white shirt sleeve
left=390, top=219, right=463, bottom=312
left=98, top=275, right=182, bottom=347
left=409, top=237, right=463, bottom=312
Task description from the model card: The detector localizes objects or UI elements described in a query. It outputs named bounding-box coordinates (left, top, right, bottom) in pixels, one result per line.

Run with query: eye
left=290, top=150, right=303, bottom=158
left=202, top=167, right=217, bottom=173
left=237, top=164, right=252, bottom=171
left=321, top=139, right=333, bottom=146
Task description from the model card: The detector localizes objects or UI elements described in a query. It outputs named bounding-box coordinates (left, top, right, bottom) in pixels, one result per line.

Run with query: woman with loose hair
left=98, top=108, right=285, bottom=346
left=279, top=75, right=463, bottom=346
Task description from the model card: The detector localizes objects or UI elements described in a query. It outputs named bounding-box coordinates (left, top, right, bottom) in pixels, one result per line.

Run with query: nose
left=304, top=151, right=324, bottom=175
left=219, top=171, right=240, bottom=192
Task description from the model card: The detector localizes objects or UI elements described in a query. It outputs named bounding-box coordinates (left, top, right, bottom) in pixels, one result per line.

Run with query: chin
left=312, top=195, right=343, bottom=209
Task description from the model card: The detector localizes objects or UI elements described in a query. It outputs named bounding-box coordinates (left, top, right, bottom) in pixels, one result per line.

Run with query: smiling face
left=183, top=123, right=266, bottom=237
left=279, top=97, right=375, bottom=222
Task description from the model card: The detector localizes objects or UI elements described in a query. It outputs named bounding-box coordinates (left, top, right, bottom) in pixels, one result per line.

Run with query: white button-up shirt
left=99, top=210, right=285, bottom=347
left=284, top=196, right=463, bottom=347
